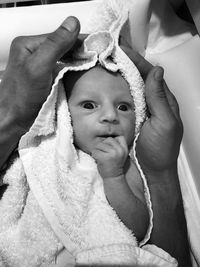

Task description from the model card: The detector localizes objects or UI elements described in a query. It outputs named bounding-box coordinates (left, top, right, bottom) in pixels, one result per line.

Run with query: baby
left=63, top=65, right=149, bottom=241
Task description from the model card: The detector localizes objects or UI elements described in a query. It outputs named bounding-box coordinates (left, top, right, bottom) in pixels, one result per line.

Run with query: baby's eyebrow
left=71, top=94, right=97, bottom=103
left=119, top=98, right=134, bottom=102
left=115, top=95, right=134, bottom=103
left=76, top=89, right=99, bottom=98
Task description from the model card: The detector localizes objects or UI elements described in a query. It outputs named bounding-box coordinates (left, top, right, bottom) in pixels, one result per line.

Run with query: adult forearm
left=147, top=165, right=192, bottom=266
left=0, top=106, right=25, bottom=170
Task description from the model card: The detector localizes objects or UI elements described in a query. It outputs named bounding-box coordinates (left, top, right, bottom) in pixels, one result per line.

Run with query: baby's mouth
left=97, top=133, right=119, bottom=139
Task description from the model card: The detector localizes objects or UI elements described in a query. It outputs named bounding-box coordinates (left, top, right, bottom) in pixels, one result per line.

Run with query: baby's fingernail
left=154, top=67, right=164, bottom=81
left=63, top=16, right=78, bottom=32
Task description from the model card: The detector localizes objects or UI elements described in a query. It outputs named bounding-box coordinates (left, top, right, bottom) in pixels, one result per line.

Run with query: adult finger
left=145, top=66, right=174, bottom=121
left=31, top=16, right=80, bottom=68
left=120, top=46, right=153, bottom=79
left=60, top=33, right=88, bottom=61
left=163, top=81, right=181, bottom=122
left=12, top=32, right=87, bottom=61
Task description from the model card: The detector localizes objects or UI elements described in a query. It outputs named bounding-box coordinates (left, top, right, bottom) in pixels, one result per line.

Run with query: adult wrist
left=146, top=164, right=183, bottom=213
left=0, top=80, right=40, bottom=135
left=141, top=163, right=179, bottom=186
left=0, top=105, right=27, bottom=138
left=0, top=104, right=26, bottom=169
left=103, top=174, right=125, bottom=183
left=103, top=174, right=128, bottom=192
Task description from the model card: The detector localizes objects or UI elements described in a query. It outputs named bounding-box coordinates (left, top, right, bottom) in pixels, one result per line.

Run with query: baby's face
left=66, top=66, right=135, bottom=155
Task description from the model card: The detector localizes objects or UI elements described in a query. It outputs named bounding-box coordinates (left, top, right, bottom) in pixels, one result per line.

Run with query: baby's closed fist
left=92, top=136, right=128, bottom=179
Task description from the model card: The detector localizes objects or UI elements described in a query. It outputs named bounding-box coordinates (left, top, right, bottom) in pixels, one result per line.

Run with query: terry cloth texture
left=0, top=0, right=177, bottom=266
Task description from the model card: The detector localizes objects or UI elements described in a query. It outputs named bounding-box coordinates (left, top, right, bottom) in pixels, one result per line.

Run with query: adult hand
left=122, top=47, right=183, bottom=175
left=1, top=16, right=80, bottom=133
left=0, top=16, right=80, bottom=170
left=122, top=47, right=191, bottom=267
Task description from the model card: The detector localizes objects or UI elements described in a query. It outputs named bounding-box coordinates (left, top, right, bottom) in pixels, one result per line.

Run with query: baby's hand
left=92, top=136, right=128, bottom=179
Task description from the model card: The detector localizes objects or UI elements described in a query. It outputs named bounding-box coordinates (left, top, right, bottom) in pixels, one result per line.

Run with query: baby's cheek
left=126, top=135, right=135, bottom=149
left=73, top=129, right=93, bottom=155
left=122, top=122, right=135, bottom=147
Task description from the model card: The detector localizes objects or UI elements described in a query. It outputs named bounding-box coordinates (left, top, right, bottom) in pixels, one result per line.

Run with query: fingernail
left=63, top=16, right=78, bottom=32
left=154, top=67, right=164, bottom=81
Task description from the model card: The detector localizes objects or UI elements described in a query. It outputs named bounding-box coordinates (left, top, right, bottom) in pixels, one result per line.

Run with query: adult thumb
left=145, top=66, right=172, bottom=121
left=33, top=16, right=80, bottom=68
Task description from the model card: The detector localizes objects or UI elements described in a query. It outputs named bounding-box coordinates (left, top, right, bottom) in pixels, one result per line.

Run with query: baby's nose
left=100, top=106, right=118, bottom=124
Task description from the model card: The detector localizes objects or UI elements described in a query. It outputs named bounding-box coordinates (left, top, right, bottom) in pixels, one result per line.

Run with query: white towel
left=0, top=1, right=177, bottom=266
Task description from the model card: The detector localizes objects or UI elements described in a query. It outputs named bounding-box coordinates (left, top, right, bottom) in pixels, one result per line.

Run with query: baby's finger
left=102, top=137, right=126, bottom=155
left=91, top=149, right=105, bottom=162
left=114, top=136, right=128, bottom=155
left=102, top=137, right=128, bottom=160
left=93, top=142, right=110, bottom=153
left=91, top=143, right=116, bottom=164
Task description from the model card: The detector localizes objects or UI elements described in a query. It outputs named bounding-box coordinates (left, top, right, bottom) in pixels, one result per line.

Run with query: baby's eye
left=118, top=103, right=130, bottom=111
left=82, top=102, right=96, bottom=109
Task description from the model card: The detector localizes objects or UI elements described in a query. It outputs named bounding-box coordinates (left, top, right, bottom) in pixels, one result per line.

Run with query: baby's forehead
left=63, top=65, right=129, bottom=98
left=64, top=65, right=113, bottom=83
